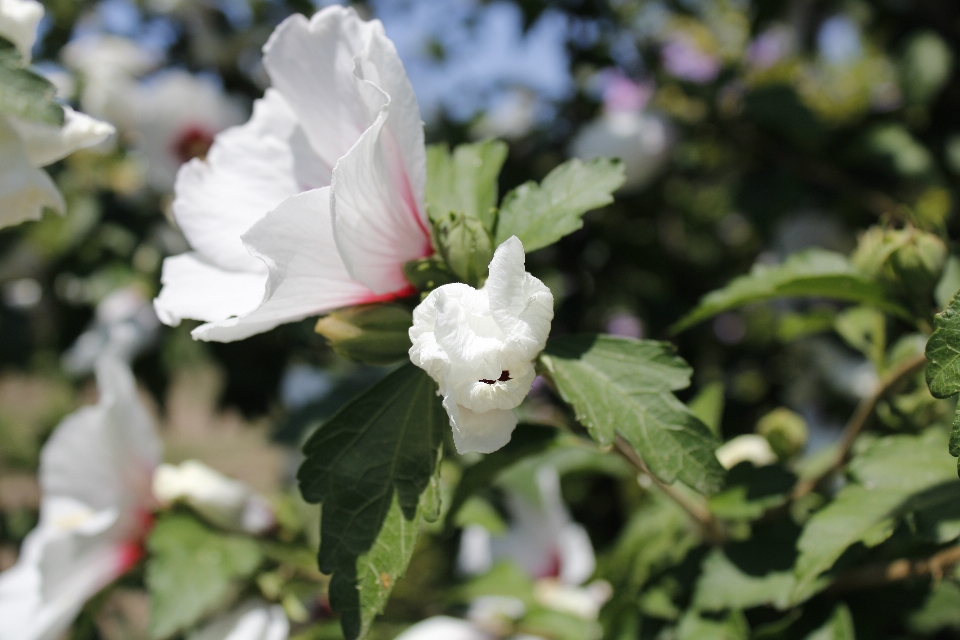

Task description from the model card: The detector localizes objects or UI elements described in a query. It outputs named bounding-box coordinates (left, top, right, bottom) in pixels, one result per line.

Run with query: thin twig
left=791, top=353, right=928, bottom=500
left=614, top=435, right=725, bottom=544
left=830, top=544, right=960, bottom=592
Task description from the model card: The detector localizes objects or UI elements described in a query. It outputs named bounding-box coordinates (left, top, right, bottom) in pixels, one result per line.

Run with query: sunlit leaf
left=0, top=37, right=63, bottom=126
left=791, top=430, right=958, bottom=603
left=672, top=249, right=912, bottom=334
left=495, top=157, right=624, bottom=252
left=146, top=515, right=262, bottom=639
left=426, top=139, right=508, bottom=230
left=297, top=363, right=446, bottom=640
left=539, top=334, right=724, bottom=494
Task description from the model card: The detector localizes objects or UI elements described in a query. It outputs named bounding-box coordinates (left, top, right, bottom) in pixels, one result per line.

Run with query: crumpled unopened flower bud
left=152, top=460, right=274, bottom=534
left=409, top=236, right=553, bottom=454
left=432, top=211, right=495, bottom=287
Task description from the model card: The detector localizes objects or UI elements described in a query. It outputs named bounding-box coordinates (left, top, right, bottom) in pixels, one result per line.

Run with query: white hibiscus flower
left=570, top=73, right=673, bottom=193
left=154, top=5, right=431, bottom=342
left=0, top=358, right=161, bottom=640
left=409, top=237, right=553, bottom=454
left=188, top=599, right=288, bottom=640
left=153, top=459, right=274, bottom=535
left=0, top=0, right=115, bottom=229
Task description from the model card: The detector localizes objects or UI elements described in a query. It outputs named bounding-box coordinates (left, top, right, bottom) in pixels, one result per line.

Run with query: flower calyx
left=315, top=303, right=413, bottom=365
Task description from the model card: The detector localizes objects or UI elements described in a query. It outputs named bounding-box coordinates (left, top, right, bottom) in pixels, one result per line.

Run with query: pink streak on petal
left=116, top=542, right=144, bottom=573
left=360, top=283, right=417, bottom=305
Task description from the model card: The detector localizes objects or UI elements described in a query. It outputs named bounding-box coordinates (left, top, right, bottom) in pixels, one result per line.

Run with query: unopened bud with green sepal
left=756, top=407, right=808, bottom=460
left=431, top=210, right=495, bottom=287
left=314, top=303, right=413, bottom=365
left=403, top=256, right=456, bottom=295
left=852, top=226, right=946, bottom=311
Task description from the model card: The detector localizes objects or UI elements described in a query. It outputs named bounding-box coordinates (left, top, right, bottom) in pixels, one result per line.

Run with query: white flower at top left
left=0, top=357, right=161, bottom=640
left=154, top=6, right=432, bottom=342
left=0, top=0, right=114, bottom=229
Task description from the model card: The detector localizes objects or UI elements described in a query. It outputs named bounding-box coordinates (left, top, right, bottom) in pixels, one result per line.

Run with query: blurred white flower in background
left=459, top=465, right=595, bottom=585
left=62, top=34, right=246, bottom=191
left=400, top=465, right=608, bottom=639
left=570, top=72, right=673, bottom=193
left=0, top=0, right=115, bottom=229
left=0, top=0, right=43, bottom=60
left=154, top=5, right=433, bottom=342
left=188, top=599, right=288, bottom=640
left=131, top=70, right=247, bottom=190
left=153, top=460, right=274, bottom=534
left=409, top=237, right=553, bottom=454
left=61, top=34, right=160, bottom=128
left=62, top=285, right=161, bottom=375
left=0, top=358, right=161, bottom=640
left=715, top=434, right=777, bottom=469
left=661, top=32, right=721, bottom=83
left=394, top=616, right=495, bottom=640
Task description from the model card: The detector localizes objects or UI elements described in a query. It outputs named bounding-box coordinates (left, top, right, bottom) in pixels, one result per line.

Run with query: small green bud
left=432, top=210, right=494, bottom=287
left=756, top=407, right=808, bottom=460
left=890, top=228, right=946, bottom=294
left=314, top=303, right=412, bottom=365
left=852, top=226, right=947, bottom=308
left=403, top=256, right=456, bottom=294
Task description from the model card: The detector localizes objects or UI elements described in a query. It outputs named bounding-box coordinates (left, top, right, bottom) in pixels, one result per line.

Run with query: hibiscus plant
left=5, top=2, right=960, bottom=640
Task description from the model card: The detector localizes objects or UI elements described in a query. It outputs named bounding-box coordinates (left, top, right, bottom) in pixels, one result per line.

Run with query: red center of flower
left=480, top=370, right=511, bottom=385
left=172, top=125, right=215, bottom=163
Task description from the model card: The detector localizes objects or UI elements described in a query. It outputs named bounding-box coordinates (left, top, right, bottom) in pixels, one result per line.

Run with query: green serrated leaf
left=708, top=464, right=795, bottom=521
left=0, top=38, right=64, bottom=126
left=495, top=157, right=625, bottom=252
left=444, top=423, right=558, bottom=528
left=426, top=139, right=508, bottom=230
left=791, top=429, right=958, bottom=603
left=805, top=604, right=855, bottom=640
left=146, top=514, right=263, bottom=639
left=693, top=521, right=800, bottom=611
left=672, top=249, right=912, bottom=334
left=297, top=363, right=446, bottom=640
left=539, top=334, right=724, bottom=495
left=926, top=289, right=960, bottom=398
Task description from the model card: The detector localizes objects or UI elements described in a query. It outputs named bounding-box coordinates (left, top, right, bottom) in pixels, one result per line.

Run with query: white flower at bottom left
left=0, top=357, right=161, bottom=640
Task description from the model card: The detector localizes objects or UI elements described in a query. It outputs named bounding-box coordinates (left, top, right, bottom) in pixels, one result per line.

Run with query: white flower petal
left=200, top=187, right=393, bottom=343
left=42, top=357, right=161, bottom=511
left=9, top=107, right=115, bottom=167
left=485, top=236, right=554, bottom=363
left=443, top=391, right=517, bottom=454
left=331, top=91, right=430, bottom=294
left=0, top=358, right=160, bottom=640
left=393, top=617, right=491, bottom=640
left=0, top=526, right=134, bottom=640
left=0, top=0, right=43, bottom=63
left=188, top=600, right=288, bottom=640
left=0, top=116, right=63, bottom=228
left=171, top=89, right=303, bottom=273
left=153, top=252, right=266, bottom=327
left=262, top=8, right=376, bottom=170
left=556, top=524, right=596, bottom=586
